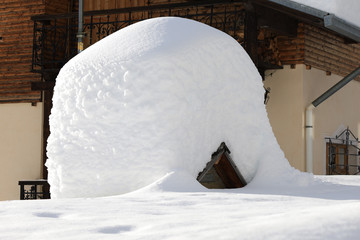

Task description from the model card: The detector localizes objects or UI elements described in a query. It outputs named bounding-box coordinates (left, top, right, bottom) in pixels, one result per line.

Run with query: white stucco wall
left=0, top=103, right=43, bottom=200
left=265, top=64, right=360, bottom=174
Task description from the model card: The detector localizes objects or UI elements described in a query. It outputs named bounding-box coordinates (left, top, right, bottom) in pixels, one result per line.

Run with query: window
left=326, top=143, right=348, bottom=175
left=325, top=127, right=360, bottom=175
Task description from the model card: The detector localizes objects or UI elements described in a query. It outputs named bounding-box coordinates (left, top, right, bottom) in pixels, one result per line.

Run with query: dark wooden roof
left=197, top=142, right=247, bottom=189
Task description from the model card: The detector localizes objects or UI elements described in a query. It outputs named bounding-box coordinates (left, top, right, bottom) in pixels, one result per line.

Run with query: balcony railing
left=18, top=180, right=50, bottom=200
left=326, top=127, right=360, bottom=175
left=31, top=0, right=246, bottom=78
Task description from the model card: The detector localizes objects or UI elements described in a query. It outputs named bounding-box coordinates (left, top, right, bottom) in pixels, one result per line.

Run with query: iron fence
left=326, top=127, right=360, bottom=175
left=18, top=180, right=50, bottom=200
left=31, top=1, right=246, bottom=76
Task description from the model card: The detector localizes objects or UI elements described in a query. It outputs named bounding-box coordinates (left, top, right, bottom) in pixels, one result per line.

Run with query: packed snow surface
left=291, top=0, right=360, bottom=27
left=1, top=175, right=360, bottom=240
left=47, top=17, right=311, bottom=199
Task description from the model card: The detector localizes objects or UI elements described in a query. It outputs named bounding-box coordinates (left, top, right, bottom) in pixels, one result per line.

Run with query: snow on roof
left=290, top=0, right=360, bottom=27
left=46, top=17, right=313, bottom=199
left=268, top=0, right=360, bottom=42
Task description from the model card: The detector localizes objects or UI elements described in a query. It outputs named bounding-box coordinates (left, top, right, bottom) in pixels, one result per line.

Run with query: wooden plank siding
left=303, top=24, right=360, bottom=80
left=0, top=0, right=73, bottom=103
left=277, top=23, right=305, bottom=65
left=274, top=22, right=360, bottom=80
left=45, top=0, right=73, bottom=14
left=83, top=0, right=192, bottom=11
left=0, top=0, right=45, bottom=103
left=84, top=0, right=148, bottom=11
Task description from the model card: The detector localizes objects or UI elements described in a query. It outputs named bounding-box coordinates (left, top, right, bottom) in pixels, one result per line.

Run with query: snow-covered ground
left=1, top=174, right=360, bottom=240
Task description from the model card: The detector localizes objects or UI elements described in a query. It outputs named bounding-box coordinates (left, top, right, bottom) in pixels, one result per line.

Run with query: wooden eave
left=254, top=0, right=359, bottom=44
left=254, top=0, right=323, bottom=27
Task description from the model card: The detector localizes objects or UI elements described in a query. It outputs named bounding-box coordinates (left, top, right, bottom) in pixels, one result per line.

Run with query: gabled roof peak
left=198, top=142, right=247, bottom=189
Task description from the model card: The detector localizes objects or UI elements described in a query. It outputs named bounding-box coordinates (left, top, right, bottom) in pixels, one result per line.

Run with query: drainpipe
left=305, top=104, right=315, bottom=172
left=77, top=0, right=84, bottom=53
left=306, top=67, right=360, bottom=173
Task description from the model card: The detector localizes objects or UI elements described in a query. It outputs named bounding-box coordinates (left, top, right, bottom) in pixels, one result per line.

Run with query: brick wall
left=0, top=0, right=46, bottom=103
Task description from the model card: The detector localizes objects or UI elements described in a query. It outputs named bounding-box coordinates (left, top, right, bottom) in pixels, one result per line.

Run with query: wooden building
left=1, top=0, right=360, bottom=200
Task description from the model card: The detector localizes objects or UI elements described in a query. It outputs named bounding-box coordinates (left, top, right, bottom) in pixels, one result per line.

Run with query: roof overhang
left=265, top=0, right=360, bottom=43
left=324, top=14, right=360, bottom=43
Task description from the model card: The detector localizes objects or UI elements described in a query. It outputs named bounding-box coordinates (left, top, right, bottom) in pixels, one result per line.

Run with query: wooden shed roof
left=197, top=142, right=247, bottom=189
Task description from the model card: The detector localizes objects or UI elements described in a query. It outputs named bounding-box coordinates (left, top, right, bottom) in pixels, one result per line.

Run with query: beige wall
left=265, top=64, right=360, bottom=175
left=0, top=103, right=43, bottom=200
left=303, top=67, right=360, bottom=174
left=264, top=65, right=305, bottom=171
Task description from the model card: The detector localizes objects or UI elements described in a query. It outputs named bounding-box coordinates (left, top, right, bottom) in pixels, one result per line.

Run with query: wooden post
left=40, top=72, right=57, bottom=180
left=42, top=89, right=53, bottom=180
left=245, top=7, right=258, bottom=67
left=19, top=184, right=25, bottom=200
left=31, top=80, right=55, bottom=180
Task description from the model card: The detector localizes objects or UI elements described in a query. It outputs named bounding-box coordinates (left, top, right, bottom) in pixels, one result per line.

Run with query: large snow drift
left=47, top=17, right=311, bottom=198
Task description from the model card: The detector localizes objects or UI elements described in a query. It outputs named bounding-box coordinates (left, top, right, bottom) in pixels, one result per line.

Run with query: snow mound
left=134, top=171, right=208, bottom=193
left=47, top=17, right=312, bottom=198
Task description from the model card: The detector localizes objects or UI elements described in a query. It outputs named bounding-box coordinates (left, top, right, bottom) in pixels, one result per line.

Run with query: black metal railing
left=326, top=127, right=360, bottom=175
left=31, top=1, right=246, bottom=78
left=18, top=180, right=50, bottom=200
